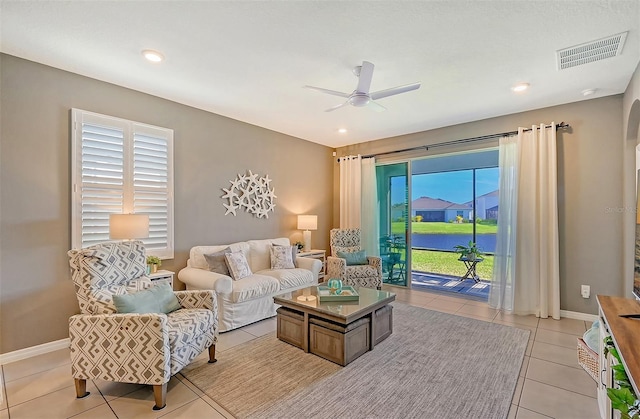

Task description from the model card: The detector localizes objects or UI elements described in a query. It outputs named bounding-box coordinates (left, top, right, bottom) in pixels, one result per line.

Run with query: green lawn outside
left=411, top=249, right=494, bottom=280
left=392, top=221, right=498, bottom=234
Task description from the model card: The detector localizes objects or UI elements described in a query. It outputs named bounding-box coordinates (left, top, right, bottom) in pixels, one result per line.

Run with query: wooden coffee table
left=274, top=286, right=395, bottom=366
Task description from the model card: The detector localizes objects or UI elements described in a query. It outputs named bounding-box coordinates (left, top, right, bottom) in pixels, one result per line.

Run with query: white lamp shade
left=109, top=214, right=149, bottom=240
left=297, top=215, right=318, bottom=231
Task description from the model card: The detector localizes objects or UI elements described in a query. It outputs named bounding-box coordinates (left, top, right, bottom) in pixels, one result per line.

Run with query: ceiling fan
left=304, top=61, right=421, bottom=112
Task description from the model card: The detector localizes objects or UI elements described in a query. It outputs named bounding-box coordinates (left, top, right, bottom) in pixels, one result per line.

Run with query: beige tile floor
left=0, top=287, right=599, bottom=419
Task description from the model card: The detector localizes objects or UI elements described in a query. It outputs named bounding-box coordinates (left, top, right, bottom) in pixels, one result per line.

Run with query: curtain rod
left=337, top=122, right=570, bottom=161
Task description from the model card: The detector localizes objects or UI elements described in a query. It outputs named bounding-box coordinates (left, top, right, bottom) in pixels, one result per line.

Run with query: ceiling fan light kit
left=305, top=60, right=420, bottom=112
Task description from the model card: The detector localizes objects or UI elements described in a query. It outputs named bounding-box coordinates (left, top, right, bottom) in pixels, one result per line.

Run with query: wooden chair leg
left=74, top=378, right=90, bottom=398
left=208, top=344, right=217, bottom=363
left=152, top=383, right=167, bottom=410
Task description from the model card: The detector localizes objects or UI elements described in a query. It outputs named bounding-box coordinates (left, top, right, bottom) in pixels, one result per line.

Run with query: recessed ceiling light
left=142, top=50, right=164, bottom=63
left=582, top=88, right=597, bottom=97
left=512, top=83, right=530, bottom=93
left=338, top=128, right=347, bottom=134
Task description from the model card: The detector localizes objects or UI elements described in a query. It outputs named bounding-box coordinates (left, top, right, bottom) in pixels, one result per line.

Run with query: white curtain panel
left=489, top=134, right=519, bottom=312
left=490, top=123, right=560, bottom=319
left=339, top=155, right=362, bottom=229
left=360, top=157, right=379, bottom=256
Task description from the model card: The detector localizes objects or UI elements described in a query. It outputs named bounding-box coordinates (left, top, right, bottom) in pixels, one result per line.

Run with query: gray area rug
left=181, top=302, right=529, bottom=419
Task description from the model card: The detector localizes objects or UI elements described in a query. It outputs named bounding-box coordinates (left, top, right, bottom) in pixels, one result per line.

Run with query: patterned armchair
left=67, top=240, right=218, bottom=410
left=326, top=228, right=382, bottom=289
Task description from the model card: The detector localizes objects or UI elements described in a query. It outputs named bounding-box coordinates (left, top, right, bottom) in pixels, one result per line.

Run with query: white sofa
left=178, top=238, right=322, bottom=332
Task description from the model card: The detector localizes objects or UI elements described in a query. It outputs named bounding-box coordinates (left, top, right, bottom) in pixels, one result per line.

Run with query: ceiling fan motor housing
left=349, top=93, right=370, bottom=107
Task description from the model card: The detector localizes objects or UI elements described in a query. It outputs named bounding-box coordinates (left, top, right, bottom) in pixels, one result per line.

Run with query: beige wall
left=0, top=54, right=333, bottom=354
left=336, top=96, right=625, bottom=315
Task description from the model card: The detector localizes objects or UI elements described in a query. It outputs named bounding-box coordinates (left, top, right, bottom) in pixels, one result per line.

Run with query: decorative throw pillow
left=337, top=249, right=368, bottom=266
left=274, top=243, right=297, bottom=266
left=225, top=251, right=253, bottom=280
left=204, top=248, right=231, bottom=275
left=270, top=245, right=295, bottom=269
left=112, top=283, right=181, bottom=314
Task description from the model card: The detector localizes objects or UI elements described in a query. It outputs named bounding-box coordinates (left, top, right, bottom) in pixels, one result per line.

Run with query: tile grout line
left=522, top=376, right=598, bottom=399
left=527, top=353, right=586, bottom=371
left=515, top=405, right=554, bottom=419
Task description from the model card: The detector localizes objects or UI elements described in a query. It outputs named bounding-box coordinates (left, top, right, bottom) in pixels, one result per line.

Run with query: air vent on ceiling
left=556, top=32, right=627, bottom=70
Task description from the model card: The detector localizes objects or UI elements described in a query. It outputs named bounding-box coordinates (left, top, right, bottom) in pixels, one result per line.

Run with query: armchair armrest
left=367, top=256, right=382, bottom=273
left=178, top=267, right=233, bottom=294
left=295, top=256, right=322, bottom=281
left=326, top=256, right=346, bottom=279
left=69, top=313, right=170, bottom=385
left=174, top=290, right=217, bottom=311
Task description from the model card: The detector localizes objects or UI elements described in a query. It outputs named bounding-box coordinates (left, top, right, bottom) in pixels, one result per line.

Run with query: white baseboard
left=560, top=309, right=598, bottom=322
left=0, top=338, right=70, bottom=365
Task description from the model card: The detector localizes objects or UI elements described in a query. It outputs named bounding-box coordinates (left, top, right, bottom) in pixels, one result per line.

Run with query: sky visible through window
left=391, top=167, right=499, bottom=205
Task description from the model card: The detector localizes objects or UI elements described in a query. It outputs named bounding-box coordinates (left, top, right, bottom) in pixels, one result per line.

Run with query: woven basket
left=577, top=337, right=599, bottom=382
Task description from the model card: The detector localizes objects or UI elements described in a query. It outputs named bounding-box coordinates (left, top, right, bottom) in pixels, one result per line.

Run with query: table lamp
left=109, top=214, right=150, bottom=240
left=297, top=214, right=317, bottom=252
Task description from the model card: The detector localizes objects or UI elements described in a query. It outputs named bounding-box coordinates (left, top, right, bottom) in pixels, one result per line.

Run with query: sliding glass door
left=374, top=150, right=498, bottom=294
left=376, top=162, right=410, bottom=287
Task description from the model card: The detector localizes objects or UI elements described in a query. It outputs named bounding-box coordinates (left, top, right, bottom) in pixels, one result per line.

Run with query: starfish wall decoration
left=221, top=170, right=277, bottom=218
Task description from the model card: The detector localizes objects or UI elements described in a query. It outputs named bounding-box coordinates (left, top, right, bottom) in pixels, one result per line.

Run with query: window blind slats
left=73, top=109, right=173, bottom=258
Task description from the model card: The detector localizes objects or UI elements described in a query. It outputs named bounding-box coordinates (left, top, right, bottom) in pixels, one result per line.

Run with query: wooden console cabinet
left=596, top=295, right=640, bottom=419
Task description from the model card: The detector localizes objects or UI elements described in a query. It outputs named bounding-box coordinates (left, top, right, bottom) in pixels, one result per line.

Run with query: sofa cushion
left=68, top=240, right=151, bottom=314
left=270, top=245, right=295, bottom=269
left=223, top=274, right=281, bottom=303
left=333, top=245, right=361, bottom=255
left=225, top=251, right=253, bottom=280
left=189, top=242, right=250, bottom=270
left=257, top=268, right=314, bottom=290
left=337, top=249, right=369, bottom=265
left=204, top=248, right=231, bottom=275
left=274, top=243, right=297, bottom=266
left=247, top=238, right=290, bottom=272
left=166, top=308, right=216, bottom=354
left=113, top=283, right=181, bottom=314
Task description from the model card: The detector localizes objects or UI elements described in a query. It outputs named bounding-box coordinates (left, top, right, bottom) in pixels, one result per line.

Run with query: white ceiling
left=2, top=1, right=639, bottom=148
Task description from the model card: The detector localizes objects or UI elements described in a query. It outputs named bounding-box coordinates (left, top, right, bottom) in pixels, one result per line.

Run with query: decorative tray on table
left=316, top=285, right=360, bottom=302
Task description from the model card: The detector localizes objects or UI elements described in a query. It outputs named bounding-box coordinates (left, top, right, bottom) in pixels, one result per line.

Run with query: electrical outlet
left=581, top=285, right=591, bottom=299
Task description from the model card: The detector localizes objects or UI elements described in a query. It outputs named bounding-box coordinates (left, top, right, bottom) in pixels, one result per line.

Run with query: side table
left=148, top=269, right=175, bottom=288
left=459, top=257, right=483, bottom=283
left=297, top=249, right=326, bottom=281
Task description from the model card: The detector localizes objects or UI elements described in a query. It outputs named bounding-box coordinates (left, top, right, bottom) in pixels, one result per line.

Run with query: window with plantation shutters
left=71, top=109, right=174, bottom=258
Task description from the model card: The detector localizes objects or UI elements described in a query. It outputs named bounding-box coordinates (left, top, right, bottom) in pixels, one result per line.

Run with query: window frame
left=71, top=109, right=174, bottom=259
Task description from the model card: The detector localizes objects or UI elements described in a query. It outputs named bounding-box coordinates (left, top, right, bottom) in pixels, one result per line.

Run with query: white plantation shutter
left=71, top=109, right=174, bottom=258
left=133, top=129, right=171, bottom=255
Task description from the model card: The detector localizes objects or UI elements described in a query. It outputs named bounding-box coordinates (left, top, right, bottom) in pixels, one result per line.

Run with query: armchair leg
left=74, top=378, right=90, bottom=398
left=152, top=383, right=167, bottom=410
left=208, top=344, right=217, bottom=363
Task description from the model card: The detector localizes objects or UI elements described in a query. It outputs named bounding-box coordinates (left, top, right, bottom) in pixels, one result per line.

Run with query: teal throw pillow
left=336, top=250, right=368, bottom=266
left=113, top=283, right=181, bottom=314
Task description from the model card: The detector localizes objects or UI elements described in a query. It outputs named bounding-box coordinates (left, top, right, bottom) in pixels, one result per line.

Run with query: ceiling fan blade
left=356, top=61, right=375, bottom=93
left=304, top=85, right=350, bottom=98
left=325, top=101, right=349, bottom=112
left=367, top=100, right=387, bottom=112
left=370, top=82, right=421, bottom=100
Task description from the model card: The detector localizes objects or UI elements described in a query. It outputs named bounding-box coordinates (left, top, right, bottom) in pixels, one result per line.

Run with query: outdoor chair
left=327, top=228, right=382, bottom=289
left=67, top=240, right=218, bottom=410
left=380, top=235, right=406, bottom=283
